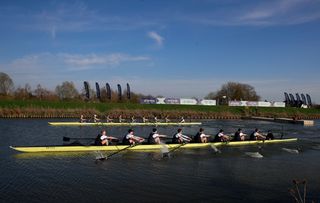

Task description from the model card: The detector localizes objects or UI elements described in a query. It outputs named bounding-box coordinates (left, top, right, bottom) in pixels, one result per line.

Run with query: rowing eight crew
left=80, top=115, right=186, bottom=123
left=94, top=128, right=274, bottom=146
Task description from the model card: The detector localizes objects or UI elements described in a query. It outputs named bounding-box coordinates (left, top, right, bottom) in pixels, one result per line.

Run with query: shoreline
left=1, top=99, right=320, bottom=120
left=1, top=108, right=320, bottom=120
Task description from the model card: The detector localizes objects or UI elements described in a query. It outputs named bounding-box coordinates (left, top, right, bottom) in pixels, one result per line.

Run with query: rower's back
left=250, top=130, right=258, bottom=140
left=95, top=134, right=102, bottom=146
left=148, top=128, right=157, bottom=144
left=234, top=130, right=241, bottom=141
left=172, top=133, right=179, bottom=143
left=193, top=132, right=201, bottom=143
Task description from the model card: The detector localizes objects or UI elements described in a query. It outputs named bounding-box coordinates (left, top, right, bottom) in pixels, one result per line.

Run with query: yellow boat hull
left=48, top=122, right=202, bottom=126
left=10, top=138, right=298, bottom=153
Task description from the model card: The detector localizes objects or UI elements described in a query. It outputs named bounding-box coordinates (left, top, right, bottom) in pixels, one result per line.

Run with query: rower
left=214, top=129, right=230, bottom=142
left=119, top=115, right=125, bottom=123
left=122, top=129, right=145, bottom=145
left=131, top=116, right=136, bottom=123
left=106, top=115, right=113, bottom=123
left=266, top=130, right=274, bottom=140
left=80, top=115, right=86, bottom=123
left=172, top=128, right=191, bottom=143
left=93, top=114, right=100, bottom=123
left=148, top=128, right=167, bottom=144
left=142, top=116, right=149, bottom=123
left=94, top=130, right=117, bottom=146
left=250, top=128, right=266, bottom=140
left=180, top=117, right=185, bottom=123
left=194, top=128, right=210, bottom=143
left=165, top=116, right=170, bottom=123
left=154, top=116, right=159, bottom=123
left=234, top=128, right=246, bottom=141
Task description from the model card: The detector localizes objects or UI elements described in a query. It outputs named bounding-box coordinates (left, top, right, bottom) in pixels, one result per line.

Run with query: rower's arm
left=133, top=136, right=145, bottom=141
left=182, top=134, right=191, bottom=140
left=107, top=136, right=118, bottom=140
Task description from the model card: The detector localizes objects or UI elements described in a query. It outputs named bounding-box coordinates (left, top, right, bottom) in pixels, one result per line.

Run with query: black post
left=117, top=84, right=122, bottom=101
left=106, top=83, right=111, bottom=100
left=84, top=81, right=90, bottom=100
left=127, top=83, right=131, bottom=100
left=95, top=82, right=101, bottom=100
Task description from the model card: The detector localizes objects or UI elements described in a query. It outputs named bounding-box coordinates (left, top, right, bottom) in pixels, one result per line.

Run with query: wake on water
left=160, top=143, right=169, bottom=154
left=245, top=152, right=264, bottom=158
left=311, top=145, right=320, bottom=150
left=282, top=148, right=299, bottom=154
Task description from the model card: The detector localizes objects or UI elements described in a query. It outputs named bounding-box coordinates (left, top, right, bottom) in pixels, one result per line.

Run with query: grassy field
left=0, top=99, right=320, bottom=119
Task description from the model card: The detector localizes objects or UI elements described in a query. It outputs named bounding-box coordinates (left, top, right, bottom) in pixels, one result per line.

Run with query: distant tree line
left=0, top=72, right=145, bottom=103
left=1, top=72, right=261, bottom=104
left=205, top=82, right=260, bottom=105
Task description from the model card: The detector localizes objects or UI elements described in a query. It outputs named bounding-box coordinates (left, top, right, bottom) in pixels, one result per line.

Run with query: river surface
left=0, top=119, right=320, bottom=203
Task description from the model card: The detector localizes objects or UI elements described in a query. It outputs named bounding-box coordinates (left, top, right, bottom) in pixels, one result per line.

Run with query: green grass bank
left=0, top=99, right=320, bottom=119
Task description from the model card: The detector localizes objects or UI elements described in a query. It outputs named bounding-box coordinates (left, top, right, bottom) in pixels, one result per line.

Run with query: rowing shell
left=48, top=122, right=202, bottom=126
left=10, top=138, right=297, bottom=153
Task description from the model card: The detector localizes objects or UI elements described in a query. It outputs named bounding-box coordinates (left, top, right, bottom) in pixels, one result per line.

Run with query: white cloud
left=5, top=52, right=150, bottom=70
left=62, top=53, right=150, bottom=68
left=16, top=2, right=161, bottom=38
left=147, top=31, right=164, bottom=47
left=183, top=0, right=320, bottom=26
left=0, top=52, right=151, bottom=89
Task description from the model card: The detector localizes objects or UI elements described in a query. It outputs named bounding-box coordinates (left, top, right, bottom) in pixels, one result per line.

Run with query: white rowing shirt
left=100, top=135, right=107, bottom=140
left=218, top=132, right=224, bottom=137
left=200, top=133, right=206, bottom=138
left=176, top=133, right=189, bottom=141
left=175, top=133, right=182, bottom=138
left=152, top=133, right=160, bottom=139
left=126, top=133, right=134, bottom=139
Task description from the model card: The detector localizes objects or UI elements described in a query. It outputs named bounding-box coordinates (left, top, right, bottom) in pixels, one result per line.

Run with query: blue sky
left=0, top=0, right=320, bottom=102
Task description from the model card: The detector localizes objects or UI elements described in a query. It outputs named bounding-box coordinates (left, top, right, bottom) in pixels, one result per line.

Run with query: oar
left=97, top=143, right=141, bottom=161
left=162, top=142, right=188, bottom=158
left=210, top=143, right=221, bottom=153
left=257, top=138, right=266, bottom=151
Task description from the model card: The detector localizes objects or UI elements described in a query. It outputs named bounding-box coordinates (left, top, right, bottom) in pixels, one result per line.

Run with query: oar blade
left=94, top=151, right=108, bottom=162
left=210, top=144, right=221, bottom=153
left=161, top=142, right=187, bottom=158
left=160, top=143, right=169, bottom=154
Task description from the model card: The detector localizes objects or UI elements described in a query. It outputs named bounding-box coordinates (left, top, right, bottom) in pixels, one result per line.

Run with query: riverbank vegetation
left=1, top=99, right=320, bottom=119
left=1, top=72, right=319, bottom=119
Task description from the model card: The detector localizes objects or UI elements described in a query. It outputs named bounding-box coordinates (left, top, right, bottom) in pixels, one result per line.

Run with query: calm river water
left=0, top=119, right=319, bottom=202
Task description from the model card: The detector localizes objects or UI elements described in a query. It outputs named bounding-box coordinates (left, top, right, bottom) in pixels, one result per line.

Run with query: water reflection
left=1, top=119, right=320, bottom=202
